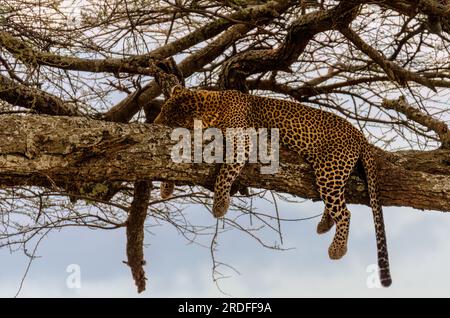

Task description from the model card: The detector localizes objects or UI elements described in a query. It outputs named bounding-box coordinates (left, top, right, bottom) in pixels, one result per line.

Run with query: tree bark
left=0, top=115, right=448, bottom=212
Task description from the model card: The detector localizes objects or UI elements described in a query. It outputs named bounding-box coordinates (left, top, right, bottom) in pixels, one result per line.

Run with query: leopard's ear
left=170, top=84, right=186, bottom=96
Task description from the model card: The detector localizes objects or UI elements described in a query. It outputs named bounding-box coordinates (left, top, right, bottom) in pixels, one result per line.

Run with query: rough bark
left=0, top=115, right=448, bottom=212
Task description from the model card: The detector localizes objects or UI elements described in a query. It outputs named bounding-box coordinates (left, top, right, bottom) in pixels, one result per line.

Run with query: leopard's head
left=154, top=85, right=197, bottom=129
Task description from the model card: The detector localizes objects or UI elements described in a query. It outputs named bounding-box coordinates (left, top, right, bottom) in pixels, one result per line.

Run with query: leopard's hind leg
left=313, top=151, right=359, bottom=260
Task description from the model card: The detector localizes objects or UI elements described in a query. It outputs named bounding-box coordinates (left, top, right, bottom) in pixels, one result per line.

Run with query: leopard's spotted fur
left=154, top=86, right=392, bottom=287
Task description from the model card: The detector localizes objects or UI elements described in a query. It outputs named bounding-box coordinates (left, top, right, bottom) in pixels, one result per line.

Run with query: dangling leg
left=313, top=152, right=358, bottom=260
left=316, top=183, right=351, bottom=259
left=303, top=154, right=335, bottom=235
left=213, top=128, right=251, bottom=218
left=213, top=163, right=245, bottom=217
left=328, top=194, right=351, bottom=259
left=317, top=207, right=334, bottom=234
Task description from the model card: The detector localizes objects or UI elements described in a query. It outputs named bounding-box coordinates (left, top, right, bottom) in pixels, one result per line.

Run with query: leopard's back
left=246, top=94, right=366, bottom=156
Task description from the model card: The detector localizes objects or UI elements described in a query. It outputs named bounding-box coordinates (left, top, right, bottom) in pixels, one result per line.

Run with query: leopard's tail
left=361, top=143, right=392, bottom=287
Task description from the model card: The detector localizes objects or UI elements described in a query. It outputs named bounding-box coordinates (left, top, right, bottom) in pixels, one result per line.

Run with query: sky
left=1, top=197, right=450, bottom=298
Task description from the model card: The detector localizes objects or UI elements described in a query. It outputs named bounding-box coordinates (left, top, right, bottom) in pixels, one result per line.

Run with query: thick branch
left=0, top=115, right=448, bottom=212
left=0, top=74, right=79, bottom=116
left=219, top=2, right=359, bottom=91
left=382, top=96, right=450, bottom=149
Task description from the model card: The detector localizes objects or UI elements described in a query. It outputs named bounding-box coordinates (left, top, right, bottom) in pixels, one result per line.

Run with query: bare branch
left=0, top=31, right=158, bottom=76
left=0, top=74, right=79, bottom=116
left=104, top=23, right=257, bottom=122
left=218, top=2, right=359, bottom=91
left=382, top=96, right=450, bottom=149
left=339, top=27, right=438, bottom=91
left=0, top=1, right=292, bottom=76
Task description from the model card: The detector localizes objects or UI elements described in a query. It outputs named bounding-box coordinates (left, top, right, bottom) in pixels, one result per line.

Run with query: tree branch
left=382, top=96, right=450, bottom=149
left=377, top=0, right=450, bottom=22
left=0, top=1, right=292, bottom=76
left=248, top=74, right=450, bottom=100
left=0, top=115, right=448, bottom=212
left=339, top=27, right=438, bottom=91
left=103, top=23, right=258, bottom=122
left=0, top=31, right=157, bottom=76
left=0, top=74, right=79, bottom=116
left=103, top=0, right=297, bottom=123
left=125, top=180, right=151, bottom=293
left=218, top=2, right=359, bottom=91
left=349, top=0, right=449, bottom=34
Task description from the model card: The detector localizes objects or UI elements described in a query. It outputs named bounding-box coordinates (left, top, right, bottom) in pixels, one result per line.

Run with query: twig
left=14, top=229, right=51, bottom=298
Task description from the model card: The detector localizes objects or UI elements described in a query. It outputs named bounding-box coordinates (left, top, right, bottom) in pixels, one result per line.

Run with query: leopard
left=154, top=85, right=392, bottom=287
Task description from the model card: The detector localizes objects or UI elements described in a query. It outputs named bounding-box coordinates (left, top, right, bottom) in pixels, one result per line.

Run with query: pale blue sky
left=1, top=197, right=450, bottom=298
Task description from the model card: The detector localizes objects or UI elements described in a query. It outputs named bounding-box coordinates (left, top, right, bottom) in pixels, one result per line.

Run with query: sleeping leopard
left=154, top=86, right=392, bottom=287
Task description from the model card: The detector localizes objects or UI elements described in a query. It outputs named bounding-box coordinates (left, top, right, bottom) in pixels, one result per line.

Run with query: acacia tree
left=0, top=0, right=449, bottom=293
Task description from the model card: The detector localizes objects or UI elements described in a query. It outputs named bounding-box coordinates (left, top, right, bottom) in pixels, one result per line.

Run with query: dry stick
left=382, top=96, right=450, bottom=149
left=14, top=229, right=51, bottom=298
left=125, top=181, right=152, bottom=293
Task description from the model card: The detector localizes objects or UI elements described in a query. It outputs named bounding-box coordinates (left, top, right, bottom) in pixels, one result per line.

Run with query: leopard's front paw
left=212, top=195, right=230, bottom=218
left=160, top=182, right=174, bottom=199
